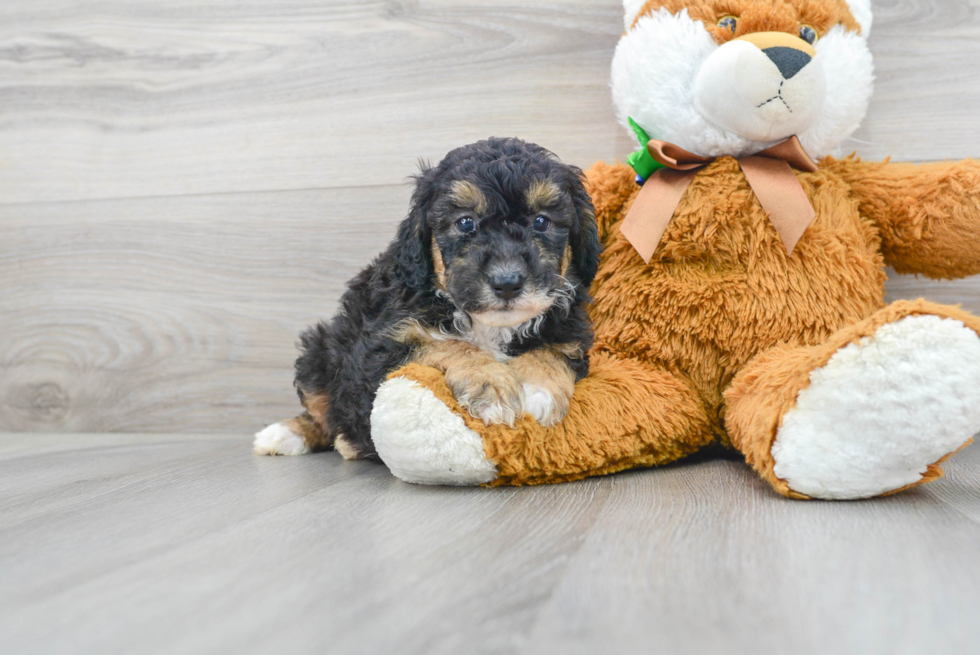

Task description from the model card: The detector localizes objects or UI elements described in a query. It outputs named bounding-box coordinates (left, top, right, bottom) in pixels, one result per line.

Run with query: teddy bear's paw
left=446, top=365, right=525, bottom=427
left=371, top=376, right=498, bottom=486
left=772, top=315, right=980, bottom=499
left=522, top=383, right=570, bottom=427
left=253, top=422, right=311, bottom=456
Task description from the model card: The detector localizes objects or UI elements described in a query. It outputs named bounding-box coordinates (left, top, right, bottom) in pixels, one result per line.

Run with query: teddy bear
left=368, top=0, right=980, bottom=499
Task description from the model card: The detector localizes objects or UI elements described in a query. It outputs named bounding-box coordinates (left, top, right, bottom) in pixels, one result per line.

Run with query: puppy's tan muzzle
left=736, top=32, right=816, bottom=79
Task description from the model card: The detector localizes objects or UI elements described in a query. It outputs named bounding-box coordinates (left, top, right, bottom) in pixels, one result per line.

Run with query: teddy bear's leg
left=725, top=300, right=980, bottom=500
left=370, top=352, right=714, bottom=486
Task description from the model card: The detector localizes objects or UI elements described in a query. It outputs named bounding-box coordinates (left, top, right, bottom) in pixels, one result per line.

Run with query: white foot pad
left=773, top=315, right=980, bottom=499
left=371, top=377, right=498, bottom=485
left=253, top=422, right=311, bottom=456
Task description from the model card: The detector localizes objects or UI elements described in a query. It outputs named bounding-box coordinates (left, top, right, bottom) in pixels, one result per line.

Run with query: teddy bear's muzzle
left=694, top=31, right=826, bottom=143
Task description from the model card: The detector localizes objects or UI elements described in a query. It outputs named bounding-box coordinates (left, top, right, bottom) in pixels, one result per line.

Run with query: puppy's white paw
left=253, top=422, right=311, bottom=456
left=522, top=383, right=568, bottom=427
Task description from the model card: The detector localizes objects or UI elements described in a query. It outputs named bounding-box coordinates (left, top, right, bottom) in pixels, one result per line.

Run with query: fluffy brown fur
left=386, top=155, right=980, bottom=490
left=370, top=0, right=980, bottom=495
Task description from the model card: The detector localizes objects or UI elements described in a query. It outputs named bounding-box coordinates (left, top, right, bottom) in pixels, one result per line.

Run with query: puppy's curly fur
left=256, top=138, right=600, bottom=460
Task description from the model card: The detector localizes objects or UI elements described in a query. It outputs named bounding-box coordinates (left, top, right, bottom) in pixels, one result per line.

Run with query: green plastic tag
left=627, top=116, right=665, bottom=181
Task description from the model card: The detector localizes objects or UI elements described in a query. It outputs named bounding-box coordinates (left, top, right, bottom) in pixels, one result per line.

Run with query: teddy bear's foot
left=371, top=376, right=498, bottom=485
left=774, top=314, right=980, bottom=499
left=727, top=301, right=980, bottom=500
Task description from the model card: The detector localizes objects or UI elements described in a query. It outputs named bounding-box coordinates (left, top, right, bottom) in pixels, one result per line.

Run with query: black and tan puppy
left=254, top=137, right=600, bottom=460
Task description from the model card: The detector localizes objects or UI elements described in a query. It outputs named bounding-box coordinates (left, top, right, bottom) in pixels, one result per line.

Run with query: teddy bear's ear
left=845, top=0, right=873, bottom=37
left=622, top=0, right=648, bottom=31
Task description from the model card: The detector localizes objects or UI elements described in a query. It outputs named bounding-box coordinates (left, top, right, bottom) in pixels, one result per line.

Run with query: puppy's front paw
left=447, top=365, right=525, bottom=427
left=507, top=348, right=577, bottom=427
left=522, top=383, right=571, bottom=427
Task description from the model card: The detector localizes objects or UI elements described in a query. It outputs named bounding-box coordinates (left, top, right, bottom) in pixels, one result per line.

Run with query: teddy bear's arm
left=826, top=156, right=980, bottom=279
left=584, top=161, right=639, bottom=244
left=371, top=352, right=716, bottom=486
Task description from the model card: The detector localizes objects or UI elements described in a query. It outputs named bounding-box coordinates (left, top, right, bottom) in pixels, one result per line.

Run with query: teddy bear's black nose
left=763, top=46, right=812, bottom=79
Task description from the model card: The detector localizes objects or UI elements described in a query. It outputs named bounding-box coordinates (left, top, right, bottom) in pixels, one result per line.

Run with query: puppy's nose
left=762, top=46, right=812, bottom=80
left=490, top=272, right=525, bottom=300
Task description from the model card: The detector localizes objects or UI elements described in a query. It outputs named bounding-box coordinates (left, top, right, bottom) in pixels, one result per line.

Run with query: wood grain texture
left=2, top=0, right=980, bottom=433
left=2, top=432, right=979, bottom=654
left=0, top=0, right=629, bottom=204
left=0, top=186, right=411, bottom=432
left=852, top=0, right=980, bottom=159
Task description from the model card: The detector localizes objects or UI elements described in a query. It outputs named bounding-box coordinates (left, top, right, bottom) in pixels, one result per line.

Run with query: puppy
left=254, top=137, right=600, bottom=460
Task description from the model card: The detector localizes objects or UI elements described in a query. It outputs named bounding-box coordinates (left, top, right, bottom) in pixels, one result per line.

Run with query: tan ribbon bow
left=620, top=135, right=819, bottom=262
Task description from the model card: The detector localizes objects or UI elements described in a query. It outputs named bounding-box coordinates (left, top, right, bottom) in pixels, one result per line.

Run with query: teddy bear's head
left=612, top=0, right=873, bottom=159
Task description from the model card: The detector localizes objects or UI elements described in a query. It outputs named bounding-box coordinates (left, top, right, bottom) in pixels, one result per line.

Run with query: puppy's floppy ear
left=566, top=167, right=601, bottom=286
left=393, top=163, right=438, bottom=292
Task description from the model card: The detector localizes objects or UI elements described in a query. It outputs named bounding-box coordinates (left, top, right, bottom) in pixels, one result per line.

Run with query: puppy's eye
left=455, top=217, right=476, bottom=234
left=532, top=216, right=552, bottom=232
left=718, top=16, right=737, bottom=33
left=799, top=25, right=818, bottom=44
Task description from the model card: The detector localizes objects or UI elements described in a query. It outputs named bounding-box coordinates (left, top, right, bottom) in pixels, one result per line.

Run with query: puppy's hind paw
left=253, top=422, right=311, bottom=456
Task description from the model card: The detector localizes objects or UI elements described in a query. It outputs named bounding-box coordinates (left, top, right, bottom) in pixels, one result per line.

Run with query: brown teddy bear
left=369, top=0, right=980, bottom=499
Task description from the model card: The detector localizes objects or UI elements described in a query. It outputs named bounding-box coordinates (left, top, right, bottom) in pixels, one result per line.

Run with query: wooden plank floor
left=2, top=432, right=980, bottom=655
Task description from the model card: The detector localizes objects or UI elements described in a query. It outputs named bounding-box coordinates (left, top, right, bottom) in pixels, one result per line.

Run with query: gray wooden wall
left=2, top=0, right=979, bottom=434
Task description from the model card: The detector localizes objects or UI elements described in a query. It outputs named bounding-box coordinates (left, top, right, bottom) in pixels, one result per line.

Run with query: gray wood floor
left=2, top=432, right=980, bottom=655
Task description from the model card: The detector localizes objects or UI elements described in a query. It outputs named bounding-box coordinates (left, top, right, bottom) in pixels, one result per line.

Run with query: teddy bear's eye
left=799, top=25, right=818, bottom=44
left=717, top=16, right=737, bottom=33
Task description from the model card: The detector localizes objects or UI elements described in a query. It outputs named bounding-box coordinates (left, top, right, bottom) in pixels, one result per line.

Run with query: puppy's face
left=397, top=139, right=599, bottom=329
left=432, top=177, right=575, bottom=327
